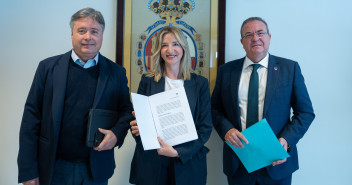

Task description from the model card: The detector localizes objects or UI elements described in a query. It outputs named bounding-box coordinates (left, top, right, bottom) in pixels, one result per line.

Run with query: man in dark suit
left=17, top=8, right=133, bottom=185
left=211, top=17, right=315, bottom=185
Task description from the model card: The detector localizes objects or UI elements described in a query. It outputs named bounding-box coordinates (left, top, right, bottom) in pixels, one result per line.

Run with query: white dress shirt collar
left=71, top=50, right=99, bottom=69
left=243, top=53, right=269, bottom=70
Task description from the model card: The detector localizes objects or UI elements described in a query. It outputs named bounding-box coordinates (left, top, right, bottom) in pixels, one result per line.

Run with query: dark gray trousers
left=51, top=159, right=108, bottom=185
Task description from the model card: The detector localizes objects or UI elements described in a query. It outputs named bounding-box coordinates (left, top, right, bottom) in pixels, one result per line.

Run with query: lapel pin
left=274, top=67, right=278, bottom=71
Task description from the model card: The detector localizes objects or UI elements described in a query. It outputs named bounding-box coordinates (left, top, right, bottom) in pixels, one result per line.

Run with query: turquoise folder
left=225, top=118, right=290, bottom=173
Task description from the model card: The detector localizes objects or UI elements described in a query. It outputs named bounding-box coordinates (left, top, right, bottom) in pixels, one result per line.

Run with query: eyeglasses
left=241, top=32, right=268, bottom=39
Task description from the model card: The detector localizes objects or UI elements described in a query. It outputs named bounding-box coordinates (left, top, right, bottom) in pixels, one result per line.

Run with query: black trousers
left=50, top=159, right=108, bottom=185
left=227, top=164, right=292, bottom=185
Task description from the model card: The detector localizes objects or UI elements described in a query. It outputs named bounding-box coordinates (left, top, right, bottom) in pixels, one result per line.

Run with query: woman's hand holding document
left=130, top=111, right=140, bottom=136
left=131, top=87, right=198, bottom=151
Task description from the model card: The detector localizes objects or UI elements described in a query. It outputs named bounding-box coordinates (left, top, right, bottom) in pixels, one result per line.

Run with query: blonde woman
left=129, top=26, right=212, bottom=185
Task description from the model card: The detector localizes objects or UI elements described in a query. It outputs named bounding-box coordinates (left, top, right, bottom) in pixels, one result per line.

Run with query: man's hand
left=130, top=111, right=139, bottom=136
left=225, top=128, right=249, bottom=148
left=93, top=128, right=118, bottom=151
left=22, top=177, right=39, bottom=185
left=157, top=137, right=178, bottom=157
left=272, top=137, right=288, bottom=166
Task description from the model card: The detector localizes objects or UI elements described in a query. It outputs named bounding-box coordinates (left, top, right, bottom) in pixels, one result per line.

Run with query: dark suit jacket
left=17, top=51, right=133, bottom=185
left=211, top=54, right=315, bottom=180
left=129, top=73, right=213, bottom=185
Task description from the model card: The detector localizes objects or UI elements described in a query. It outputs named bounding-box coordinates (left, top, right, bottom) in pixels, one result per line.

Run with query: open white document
left=131, top=87, right=198, bottom=150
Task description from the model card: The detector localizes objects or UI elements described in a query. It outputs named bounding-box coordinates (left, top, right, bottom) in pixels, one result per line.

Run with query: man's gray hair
left=240, top=17, right=269, bottom=36
left=70, top=7, right=105, bottom=32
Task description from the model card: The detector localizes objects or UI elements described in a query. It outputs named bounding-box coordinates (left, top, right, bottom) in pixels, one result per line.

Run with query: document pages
left=131, top=87, right=198, bottom=150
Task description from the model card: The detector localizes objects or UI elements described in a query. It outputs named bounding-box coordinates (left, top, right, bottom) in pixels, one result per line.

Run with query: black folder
left=86, top=109, right=118, bottom=147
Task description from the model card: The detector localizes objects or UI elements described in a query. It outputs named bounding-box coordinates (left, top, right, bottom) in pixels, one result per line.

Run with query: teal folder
left=226, top=118, right=290, bottom=173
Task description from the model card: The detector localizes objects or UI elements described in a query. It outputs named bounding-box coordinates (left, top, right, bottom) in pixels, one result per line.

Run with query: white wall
left=225, top=1, right=352, bottom=185
left=1, top=0, right=351, bottom=185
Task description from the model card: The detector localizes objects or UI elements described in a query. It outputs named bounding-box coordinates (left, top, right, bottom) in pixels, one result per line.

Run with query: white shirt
left=164, top=76, right=184, bottom=91
left=71, top=50, right=99, bottom=69
left=238, top=54, right=269, bottom=131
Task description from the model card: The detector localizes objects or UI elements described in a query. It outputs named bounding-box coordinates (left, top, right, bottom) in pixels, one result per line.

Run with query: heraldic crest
left=134, top=0, right=205, bottom=76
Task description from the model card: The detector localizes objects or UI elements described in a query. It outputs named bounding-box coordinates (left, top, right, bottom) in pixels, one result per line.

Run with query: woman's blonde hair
left=146, top=26, right=193, bottom=82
